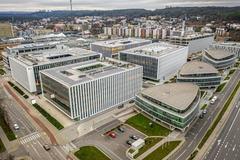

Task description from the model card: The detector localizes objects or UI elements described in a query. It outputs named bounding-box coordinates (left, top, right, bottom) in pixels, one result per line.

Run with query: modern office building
left=168, top=33, right=214, bottom=55
left=90, top=38, right=151, bottom=58
left=135, top=83, right=200, bottom=131
left=202, top=48, right=237, bottom=70
left=210, top=42, right=240, bottom=58
left=177, top=61, right=221, bottom=89
left=120, top=42, right=188, bottom=81
left=40, top=59, right=143, bottom=120
left=2, top=42, right=62, bottom=68
left=9, top=47, right=101, bottom=93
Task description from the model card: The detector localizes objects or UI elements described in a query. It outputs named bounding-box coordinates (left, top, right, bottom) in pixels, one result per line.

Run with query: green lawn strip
left=74, top=146, right=110, bottom=160
left=201, top=104, right=208, bottom=110
left=0, top=108, right=16, bottom=141
left=228, top=69, right=236, bottom=75
left=32, top=103, right=64, bottom=130
left=0, top=138, right=6, bottom=153
left=0, top=68, right=5, bottom=75
left=216, top=82, right=226, bottom=92
left=187, top=150, right=199, bottom=160
left=198, top=80, right=240, bottom=149
left=143, top=141, right=181, bottom=160
left=134, top=137, right=163, bottom=158
left=200, top=91, right=206, bottom=98
left=126, top=114, right=171, bottom=136
left=224, top=76, right=230, bottom=80
left=7, top=81, right=29, bottom=99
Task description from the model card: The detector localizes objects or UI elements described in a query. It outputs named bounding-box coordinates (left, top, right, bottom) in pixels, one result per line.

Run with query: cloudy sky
left=0, top=0, right=240, bottom=11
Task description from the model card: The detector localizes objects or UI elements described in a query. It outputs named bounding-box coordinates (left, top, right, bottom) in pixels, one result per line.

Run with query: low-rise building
left=177, top=61, right=221, bottom=89
left=135, top=83, right=200, bottom=131
left=90, top=38, right=151, bottom=58
left=210, top=42, right=240, bottom=58
left=9, top=47, right=101, bottom=93
left=120, top=42, right=188, bottom=81
left=202, top=49, right=237, bottom=70
left=40, top=59, right=143, bottom=120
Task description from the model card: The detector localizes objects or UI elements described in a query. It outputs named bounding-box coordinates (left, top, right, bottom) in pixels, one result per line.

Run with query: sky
left=0, top=0, right=240, bottom=11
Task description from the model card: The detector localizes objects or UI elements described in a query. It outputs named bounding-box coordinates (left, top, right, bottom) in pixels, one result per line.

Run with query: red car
left=108, top=132, right=116, bottom=138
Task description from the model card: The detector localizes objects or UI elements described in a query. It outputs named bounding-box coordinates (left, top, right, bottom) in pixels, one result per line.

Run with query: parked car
left=43, top=144, right=51, bottom=151
left=108, top=132, right=116, bottom=138
left=117, top=126, right=125, bottom=133
left=126, top=140, right=133, bottom=145
left=203, top=109, right=207, bottom=114
left=13, top=123, right=19, bottom=130
left=130, top=135, right=138, bottom=140
left=210, top=96, right=218, bottom=104
left=199, top=114, right=204, bottom=119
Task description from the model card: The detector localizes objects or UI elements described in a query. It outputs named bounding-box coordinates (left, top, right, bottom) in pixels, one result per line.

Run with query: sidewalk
left=137, top=131, right=183, bottom=160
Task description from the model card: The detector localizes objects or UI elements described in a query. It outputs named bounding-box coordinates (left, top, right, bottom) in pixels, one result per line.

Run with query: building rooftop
left=141, top=83, right=199, bottom=111
left=122, top=42, right=186, bottom=57
left=40, top=58, right=140, bottom=86
left=91, top=38, right=151, bottom=48
left=179, top=61, right=219, bottom=76
left=170, top=32, right=213, bottom=40
left=205, top=49, right=235, bottom=60
left=7, top=41, right=59, bottom=51
left=13, top=47, right=100, bottom=66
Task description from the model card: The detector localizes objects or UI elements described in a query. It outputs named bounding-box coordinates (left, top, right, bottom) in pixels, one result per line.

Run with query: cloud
left=0, top=0, right=240, bottom=11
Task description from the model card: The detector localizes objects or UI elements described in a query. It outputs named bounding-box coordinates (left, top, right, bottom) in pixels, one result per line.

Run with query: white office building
left=120, top=42, right=188, bottom=81
left=90, top=38, right=152, bottom=58
left=9, top=47, right=101, bottom=93
left=40, top=59, right=143, bottom=120
left=168, top=33, right=214, bottom=55
left=210, top=42, right=240, bottom=58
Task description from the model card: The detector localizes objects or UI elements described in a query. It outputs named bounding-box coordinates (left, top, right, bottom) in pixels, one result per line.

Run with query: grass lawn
left=201, top=104, right=208, bottom=110
left=228, top=69, right=236, bottom=75
left=0, top=138, right=6, bottom=153
left=134, top=137, right=162, bottom=158
left=126, top=114, right=171, bottom=136
left=188, top=150, right=199, bottom=160
left=198, top=80, right=240, bottom=149
left=0, top=68, right=5, bottom=75
left=143, top=141, right=181, bottom=160
left=32, top=103, right=64, bottom=130
left=0, top=108, right=16, bottom=141
left=200, top=91, right=206, bottom=98
left=216, top=83, right=226, bottom=92
left=224, top=76, right=230, bottom=80
left=74, top=146, right=110, bottom=160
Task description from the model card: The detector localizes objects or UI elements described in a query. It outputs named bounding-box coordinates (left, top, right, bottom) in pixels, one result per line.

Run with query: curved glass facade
left=135, top=92, right=200, bottom=131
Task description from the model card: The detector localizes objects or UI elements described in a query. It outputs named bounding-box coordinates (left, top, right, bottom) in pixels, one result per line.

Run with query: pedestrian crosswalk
left=19, top=132, right=41, bottom=144
left=61, top=142, right=77, bottom=153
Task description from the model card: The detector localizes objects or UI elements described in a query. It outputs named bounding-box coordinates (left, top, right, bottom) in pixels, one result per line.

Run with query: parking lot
left=73, top=119, right=146, bottom=160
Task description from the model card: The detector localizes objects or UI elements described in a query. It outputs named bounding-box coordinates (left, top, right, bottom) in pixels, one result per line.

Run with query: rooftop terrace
left=92, top=38, right=151, bottom=48
left=13, top=47, right=100, bottom=66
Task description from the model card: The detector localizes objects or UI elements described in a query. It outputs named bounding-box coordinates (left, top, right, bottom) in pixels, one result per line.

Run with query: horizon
left=1, top=0, right=240, bottom=11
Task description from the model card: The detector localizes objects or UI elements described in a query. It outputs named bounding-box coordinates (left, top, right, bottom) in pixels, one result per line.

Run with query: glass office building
left=135, top=83, right=200, bottom=131
left=177, top=61, right=221, bottom=89
left=120, top=42, right=188, bottom=81
left=9, top=47, right=101, bottom=93
left=40, top=59, right=143, bottom=120
left=90, top=38, right=151, bottom=58
left=202, top=49, right=236, bottom=70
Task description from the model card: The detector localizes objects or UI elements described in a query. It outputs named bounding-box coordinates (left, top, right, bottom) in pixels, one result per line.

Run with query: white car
left=210, top=96, right=218, bottom=104
left=13, top=123, right=19, bottom=130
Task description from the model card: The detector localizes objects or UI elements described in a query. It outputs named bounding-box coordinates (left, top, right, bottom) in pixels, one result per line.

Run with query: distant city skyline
left=0, top=0, right=240, bottom=11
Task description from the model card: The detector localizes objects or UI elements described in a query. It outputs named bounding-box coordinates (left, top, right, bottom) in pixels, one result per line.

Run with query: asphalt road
left=0, top=81, right=69, bottom=160
left=168, top=69, right=240, bottom=160
left=203, top=96, right=240, bottom=160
